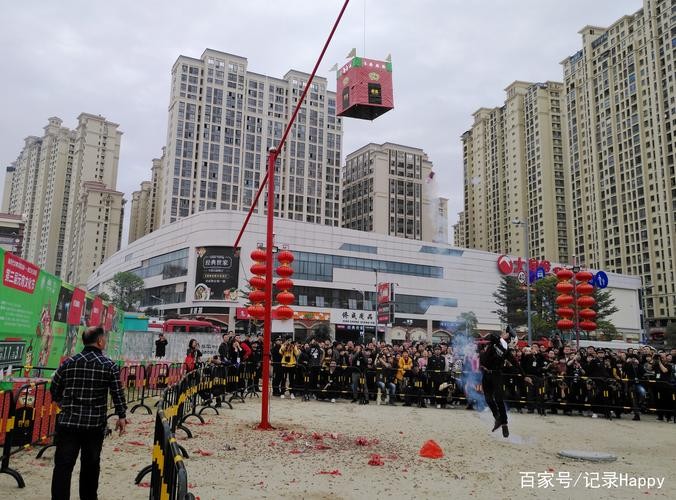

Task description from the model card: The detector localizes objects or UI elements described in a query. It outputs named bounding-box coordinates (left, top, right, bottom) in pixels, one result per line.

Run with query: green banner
left=0, top=247, right=124, bottom=372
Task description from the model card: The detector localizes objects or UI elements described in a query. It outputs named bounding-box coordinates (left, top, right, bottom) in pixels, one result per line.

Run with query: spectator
left=155, top=333, right=168, bottom=359
left=50, top=326, right=127, bottom=500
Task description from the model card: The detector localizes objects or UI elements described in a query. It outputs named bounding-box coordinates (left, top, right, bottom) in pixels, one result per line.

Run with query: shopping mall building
left=88, top=211, right=642, bottom=342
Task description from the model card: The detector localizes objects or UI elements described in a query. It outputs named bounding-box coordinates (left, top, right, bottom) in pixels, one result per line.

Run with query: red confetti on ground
left=326, top=432, right=339, bottom=440
left=318, top=470, right=342, bottom=476
left=312, top=432, right=323, bottom=440
left=402, top=468, right=409, bottom=472
left=289, top=448, right=303, bottom=454
left=188, top=483, right=196, bottom=488
left=113, top=447, right=122, bottom=452
left=269, top=442, right=277, bottom=446
left=355, top=437, right=371, bottom=446
left=399, top=431, right=404, bottom=434
left=127, top=441, right=146, bottom=446
left=282, top=435, right=295, bottom=442
left=387, top=454, right=399, bottom=460
left=138, top=482, right=150, bottom=488
left=314, top=444, right=332, bottom=450
left=195, top=449, right=213, bottom=456
left=548, top=468, right=555, bottom=472
left=368, top=454, right=384, bottom=466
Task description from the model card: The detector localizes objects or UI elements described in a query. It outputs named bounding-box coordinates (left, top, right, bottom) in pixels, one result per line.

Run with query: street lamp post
left=352, top=288, right=366, bottom=341
left=512, top=218, right=532, bottom=345
left=373, top=268, right=379, bottom=344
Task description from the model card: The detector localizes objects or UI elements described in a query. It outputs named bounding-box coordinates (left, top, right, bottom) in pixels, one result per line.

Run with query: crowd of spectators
left=211, top=331, right=676, bottom=422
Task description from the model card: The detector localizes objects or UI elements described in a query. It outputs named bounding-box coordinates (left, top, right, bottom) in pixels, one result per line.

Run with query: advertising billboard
left=193, top=246, right=240, bottom=301
left=0, top=248, right=124, bottom=371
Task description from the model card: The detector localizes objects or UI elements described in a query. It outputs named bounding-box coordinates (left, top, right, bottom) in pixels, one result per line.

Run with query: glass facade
left=339, top=243, right=378, bottom=254
left=419, top=246, right=464, bottom=257
left=294, top=251, right=443, bottom=282
left=141, top=283, right=187, bottom=307
left=131, top=248, right=189, bottom=279
left=294, top=286, right=456, bottom=315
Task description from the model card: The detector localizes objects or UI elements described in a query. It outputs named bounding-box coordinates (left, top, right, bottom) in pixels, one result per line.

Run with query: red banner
left=2, top=252, right=39, bottom=294
left=377, top=282, right=390, bottom=304
left=67, top=288, right=86, bottom=325
left=89, top=296, right=103, bottom=326
left=104, top=304, right=114, bottom=330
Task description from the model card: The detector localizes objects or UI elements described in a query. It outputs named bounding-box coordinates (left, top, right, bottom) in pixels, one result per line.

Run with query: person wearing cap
left=50, top=326, right=127, bottom=500
left=480, top=325, right=532, bottom=437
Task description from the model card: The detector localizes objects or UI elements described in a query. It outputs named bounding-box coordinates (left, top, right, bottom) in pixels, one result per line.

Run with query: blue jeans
left=376, top=380, right=396, bottom=398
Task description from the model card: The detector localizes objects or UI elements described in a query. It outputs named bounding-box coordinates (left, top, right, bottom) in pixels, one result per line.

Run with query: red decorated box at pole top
left=336, top=56, right=394, bottom=120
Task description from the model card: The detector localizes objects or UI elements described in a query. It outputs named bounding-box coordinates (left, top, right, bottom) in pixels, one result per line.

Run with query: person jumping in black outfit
left=480, top=326, right=532, bottom=438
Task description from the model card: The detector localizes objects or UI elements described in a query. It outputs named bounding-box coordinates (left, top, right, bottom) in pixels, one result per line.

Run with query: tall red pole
left=259, top=148, right=277, bottom=429
left=253, top=0, right=350, bottom=429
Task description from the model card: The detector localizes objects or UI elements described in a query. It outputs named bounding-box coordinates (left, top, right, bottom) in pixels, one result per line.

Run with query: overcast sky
left=0, top=0, right=641, bottom=245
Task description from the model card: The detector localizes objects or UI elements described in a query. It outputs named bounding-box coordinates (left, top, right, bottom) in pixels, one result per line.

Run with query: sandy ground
left=1, top=395, right=674, bottom=500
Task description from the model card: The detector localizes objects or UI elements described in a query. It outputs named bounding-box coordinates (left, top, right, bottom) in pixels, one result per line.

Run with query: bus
left=162, top=319, right=221, bottom=333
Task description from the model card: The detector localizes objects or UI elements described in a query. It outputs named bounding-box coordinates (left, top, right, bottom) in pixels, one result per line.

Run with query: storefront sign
left=330, top=309, right=376, bottom=326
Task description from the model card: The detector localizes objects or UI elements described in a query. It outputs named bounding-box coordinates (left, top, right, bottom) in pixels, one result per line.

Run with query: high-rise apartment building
left=561, top=0, right=675, bottom=330
left=129, top=152, right=166, bottom=244
left=342, top=143, right=447, bottom=242
left=1, top=114, right=124, bottom=286
left=459, top=81, right=570, bottom=262
left=128, top=49, right=343, bottom=242
left=453, top=211, right=465, bottom=248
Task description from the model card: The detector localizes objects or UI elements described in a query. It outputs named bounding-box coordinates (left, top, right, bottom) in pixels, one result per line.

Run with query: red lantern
left=579, top=320, right=597, bottom=331
left=557, top=319, right=575, bottom=330
left=555, top=282, right=574, bottom=294
left=249, top=276, right=267, bottom=290
left=577, top=296, right=596, bottom=308
left=576, top=283, right=594, bottom=295
left=276, top=265, right=294, bottom=278
left=277, top=250, right=294, bottom=265
left=276, top=291, right=295, bottom=306
left=251, top=248, right=267, bottom=262
left=250, top=263, right=268, bottom=276
left=556, top=294, right=574, bottom=306
left=556, top=268, right=574, bottom=280
left=575, top=271, right=593, bottom=282
left=276, top=278, right=294, bottom=291
left=556, top=307, right=575, bottom=318
left=247, top=304, right=265, bottom=320
left=248, top=290, right=266, bottom=303
left=275, top=305, right=294, bottom=320
left=579, top=308, right=597, bottom=320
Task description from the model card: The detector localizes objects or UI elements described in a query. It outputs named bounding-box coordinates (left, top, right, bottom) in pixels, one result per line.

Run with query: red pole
left=254, top=0, right=350, bottom=429
left=259, top=148, right=277, bottom=430
left=233, top=0, right=350, bottom=252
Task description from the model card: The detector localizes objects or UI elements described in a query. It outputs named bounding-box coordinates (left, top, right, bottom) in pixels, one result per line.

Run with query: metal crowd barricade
left=0, top=389, right=24, bottom=488
left=149, top=407, right=194, bottom=500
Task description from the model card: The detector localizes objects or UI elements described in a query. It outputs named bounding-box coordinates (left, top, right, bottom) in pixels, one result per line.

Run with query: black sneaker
left=502, top=425, right=509, bottom=438
left=492, top=420, right=501, bottom=432
left=351, top=399, right=358, bottom=403
left=632, top=414, right=640, bottom=421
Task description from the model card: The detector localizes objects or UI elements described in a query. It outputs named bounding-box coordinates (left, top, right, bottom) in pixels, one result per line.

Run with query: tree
left=492, top=276, right=526, bottom=327
left=97, top=291, right=111, bottom=302
left=458, top=311, right=479, bottom=337
left=110, top=271, right=145, bottom=311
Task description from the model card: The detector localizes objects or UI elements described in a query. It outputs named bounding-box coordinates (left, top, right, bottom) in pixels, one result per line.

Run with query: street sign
left=593, top=271, right=609, bottom=289
left=535, top=267, right=546, bottom=280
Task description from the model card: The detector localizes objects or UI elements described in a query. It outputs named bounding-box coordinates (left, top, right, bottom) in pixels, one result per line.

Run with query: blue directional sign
left=593, top=271, right=609, bottom=289
left=535, top=267, right=546, bottom=280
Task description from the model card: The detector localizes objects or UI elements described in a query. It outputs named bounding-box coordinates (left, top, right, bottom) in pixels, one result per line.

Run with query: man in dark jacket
left=480, top=328, right=532, bottom=437
left=50, top=326, right=127, bottom=500
left=427, top=346, right=446, bottom=408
